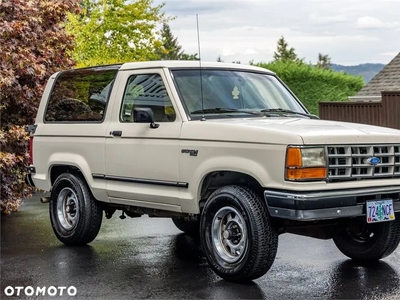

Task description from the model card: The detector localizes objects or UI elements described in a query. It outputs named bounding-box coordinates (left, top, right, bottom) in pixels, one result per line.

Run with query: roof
left=356, top=52, right=400, bottom=96
left=119, top=60, right=274, bottom=74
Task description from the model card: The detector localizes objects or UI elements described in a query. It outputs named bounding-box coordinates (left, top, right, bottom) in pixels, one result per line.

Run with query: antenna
left=196, top=14, right=206, bottom=121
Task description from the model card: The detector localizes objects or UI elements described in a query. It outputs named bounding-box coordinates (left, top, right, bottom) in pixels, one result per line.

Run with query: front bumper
left=264, top=186, right=400, bottom=221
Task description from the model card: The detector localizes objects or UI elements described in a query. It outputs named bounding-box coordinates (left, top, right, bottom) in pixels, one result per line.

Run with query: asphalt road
left=2, top=193, right=400, bottom=300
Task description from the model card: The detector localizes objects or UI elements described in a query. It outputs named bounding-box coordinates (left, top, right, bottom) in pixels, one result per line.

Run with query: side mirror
left=133, top=108, right=159, bottom=129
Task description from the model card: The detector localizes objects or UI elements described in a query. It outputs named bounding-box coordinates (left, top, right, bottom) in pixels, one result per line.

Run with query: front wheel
left=333, top=215, right=400, bottom=260
left=50, top=172, right=103, bottom=245
left=200, top=185, right=278, bottom=282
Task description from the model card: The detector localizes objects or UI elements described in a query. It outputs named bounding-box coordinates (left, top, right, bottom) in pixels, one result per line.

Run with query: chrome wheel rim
left=56, top=187, right=79, bottom=231
left=211, top=206, right=248, bottom=263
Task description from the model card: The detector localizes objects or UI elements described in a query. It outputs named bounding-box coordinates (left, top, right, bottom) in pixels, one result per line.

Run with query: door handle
left=110, top=130, right=122, bottom=137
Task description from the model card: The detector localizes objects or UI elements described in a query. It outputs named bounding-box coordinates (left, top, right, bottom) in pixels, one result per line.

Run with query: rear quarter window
left=44, top=68, right=118, bottom=122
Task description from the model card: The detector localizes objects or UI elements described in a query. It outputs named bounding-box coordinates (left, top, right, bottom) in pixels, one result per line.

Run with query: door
left=104, top=69, right=182, bottom=209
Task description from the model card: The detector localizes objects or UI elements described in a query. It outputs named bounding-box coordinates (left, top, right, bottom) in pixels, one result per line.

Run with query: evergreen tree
left=158, top=23, right=184, bottom=60
left=317, top=53, right=332, bottom=69
left=273, top=36, right=299, bottom=62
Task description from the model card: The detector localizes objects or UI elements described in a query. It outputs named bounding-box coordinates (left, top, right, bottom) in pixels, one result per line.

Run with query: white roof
left=119, top=60, right=274, bottom=74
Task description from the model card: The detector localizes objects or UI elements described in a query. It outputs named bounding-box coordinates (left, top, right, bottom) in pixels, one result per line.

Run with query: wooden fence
left=319, top=91, right=400, bottom=130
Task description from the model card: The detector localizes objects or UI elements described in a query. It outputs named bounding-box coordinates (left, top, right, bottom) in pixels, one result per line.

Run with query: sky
left=154, top=0, right=400, bottom=65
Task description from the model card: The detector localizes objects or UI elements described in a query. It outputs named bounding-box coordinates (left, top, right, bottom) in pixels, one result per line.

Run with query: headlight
left=285, top=147, right=327, bottom=181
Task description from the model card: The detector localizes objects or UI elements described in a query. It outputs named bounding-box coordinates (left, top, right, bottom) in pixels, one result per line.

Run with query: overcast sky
left=154, top=0, right=400, bottom=65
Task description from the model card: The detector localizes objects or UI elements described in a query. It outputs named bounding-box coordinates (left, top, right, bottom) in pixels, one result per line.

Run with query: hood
left=180, top=117, right=400, bottom=145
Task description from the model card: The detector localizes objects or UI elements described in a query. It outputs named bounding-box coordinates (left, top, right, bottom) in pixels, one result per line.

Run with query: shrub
left=0, top=0, right=80, bottom=214
left=255, top=61, right=364, bottom=115
left=0, top=127, right=31, bottom=214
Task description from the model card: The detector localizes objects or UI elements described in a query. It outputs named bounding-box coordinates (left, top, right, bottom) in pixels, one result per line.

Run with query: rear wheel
left=172, top=218, right=199, bottom=235
left=333, top=215, right=400, bottom=260
left=200, top=185, right=278, bottom=282
left=50, top=172, right=103, bottom=245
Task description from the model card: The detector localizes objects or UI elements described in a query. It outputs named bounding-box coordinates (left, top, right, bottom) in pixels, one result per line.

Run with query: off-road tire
left=172, top=218, right=200, bottom=236
left=333, top=215, right=400, bottom=260
left=50, top=172, right=103, bottom=245
left=200, top=185, right=278, bottom=282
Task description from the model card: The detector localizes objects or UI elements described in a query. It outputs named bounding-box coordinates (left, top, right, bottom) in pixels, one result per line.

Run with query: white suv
left=26, top=61, right=400, bottom=282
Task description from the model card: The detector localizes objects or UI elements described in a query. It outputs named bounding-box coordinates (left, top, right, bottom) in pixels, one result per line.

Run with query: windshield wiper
left=190, top=107, right=318, bottom=119
left=260, top=108, right=319, bottom=119
left=191, top=108, right=264, bottom=116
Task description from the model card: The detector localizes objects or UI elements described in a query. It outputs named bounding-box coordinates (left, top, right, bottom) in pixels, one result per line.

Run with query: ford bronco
left=26, top=61, right=400, bottom=282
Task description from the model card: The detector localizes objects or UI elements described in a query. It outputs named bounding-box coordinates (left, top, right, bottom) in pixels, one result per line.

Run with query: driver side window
left=120, top=74, right=176, bottom=122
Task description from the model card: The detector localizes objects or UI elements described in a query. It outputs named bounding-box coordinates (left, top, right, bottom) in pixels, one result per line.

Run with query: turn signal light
left=286, top=168, right=327, bottom=180
left=286, top=147, right=302, bottom=167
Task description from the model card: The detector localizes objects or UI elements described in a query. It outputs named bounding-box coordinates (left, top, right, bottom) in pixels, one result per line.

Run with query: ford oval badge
left=367, top=157, right=380, bottom=165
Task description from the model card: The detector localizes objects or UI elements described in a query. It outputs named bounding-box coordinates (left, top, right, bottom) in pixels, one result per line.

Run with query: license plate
left=366, top=199, right=395, bottom=223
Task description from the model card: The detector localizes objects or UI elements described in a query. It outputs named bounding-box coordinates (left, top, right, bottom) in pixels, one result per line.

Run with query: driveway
left=1, top=193, right=400, bottom=299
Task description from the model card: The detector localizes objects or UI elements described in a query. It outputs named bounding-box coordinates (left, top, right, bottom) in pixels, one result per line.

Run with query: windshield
left=171, top=69, right=307, bottom=118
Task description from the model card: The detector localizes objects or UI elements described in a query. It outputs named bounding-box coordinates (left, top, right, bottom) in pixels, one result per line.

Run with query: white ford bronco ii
left=26, top=61, right=400, bottom=282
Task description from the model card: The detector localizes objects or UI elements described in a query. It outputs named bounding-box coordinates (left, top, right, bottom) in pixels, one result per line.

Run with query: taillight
left=29, top=136, right=34, bottom=165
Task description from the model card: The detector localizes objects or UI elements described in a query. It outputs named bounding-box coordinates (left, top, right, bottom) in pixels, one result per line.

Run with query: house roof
left=356, top=52, right=400, bottom=96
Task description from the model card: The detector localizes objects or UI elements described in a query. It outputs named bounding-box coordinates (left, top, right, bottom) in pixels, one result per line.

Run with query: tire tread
left=50, top=172, right=102, bottom=245
left=201, top=185, right=278, bottom=282
left=333, top=216, right=400, bottom=260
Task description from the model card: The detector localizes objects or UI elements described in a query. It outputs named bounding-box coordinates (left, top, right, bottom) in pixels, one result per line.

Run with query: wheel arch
left=198, top=170, right=265, bottom=210
left=50, top=164, right=82, bottom=186
left=48, top=162, right=107, bottom=202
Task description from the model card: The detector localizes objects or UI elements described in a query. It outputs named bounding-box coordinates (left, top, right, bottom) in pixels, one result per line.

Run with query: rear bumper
left=264, top=186, right=400, bottom=221
left=25, top=166, right=36, bottom=188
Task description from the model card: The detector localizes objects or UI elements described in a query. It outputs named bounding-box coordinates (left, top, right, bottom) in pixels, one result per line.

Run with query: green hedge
left=255, top=61, right=364, bottom=115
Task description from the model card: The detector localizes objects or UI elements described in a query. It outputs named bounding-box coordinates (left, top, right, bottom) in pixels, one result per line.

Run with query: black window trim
left=43, top=65, right=121, bottom=124
left=118, top=71, right=177, bottom=123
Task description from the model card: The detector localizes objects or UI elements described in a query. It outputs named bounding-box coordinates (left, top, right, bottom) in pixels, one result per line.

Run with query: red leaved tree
left=0, top=0, right=80, bottom=214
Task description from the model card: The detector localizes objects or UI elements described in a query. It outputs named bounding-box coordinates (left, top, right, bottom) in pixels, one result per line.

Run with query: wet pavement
left=1, top=193, right=400, bottom=300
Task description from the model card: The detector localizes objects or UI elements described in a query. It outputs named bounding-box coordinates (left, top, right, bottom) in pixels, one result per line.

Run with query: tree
left=158, top=23, right=184, bottom=60
left=317, top=53, right=332, bottom=70
left=180, top=53, right=199, bottom=61
left=157, top=23, right=199, bottom=61
left=0, top=0, right=80, bottom=214
left=67, top=0, right=169, bottom=67
left=273, top=36, right=300, bottom=62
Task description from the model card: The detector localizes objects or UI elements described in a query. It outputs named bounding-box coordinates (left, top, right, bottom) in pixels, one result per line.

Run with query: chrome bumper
left=264, top=186, right=400, bottom=221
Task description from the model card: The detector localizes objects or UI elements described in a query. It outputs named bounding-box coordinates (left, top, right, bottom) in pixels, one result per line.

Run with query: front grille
left=327, top=145, right=400, bottom=181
